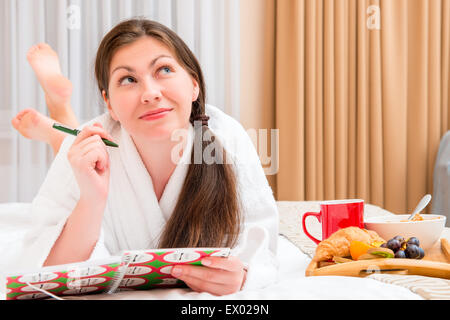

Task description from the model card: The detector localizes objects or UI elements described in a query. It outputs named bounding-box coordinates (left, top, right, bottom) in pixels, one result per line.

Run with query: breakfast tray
left=305, top=238, right=450, bottom=279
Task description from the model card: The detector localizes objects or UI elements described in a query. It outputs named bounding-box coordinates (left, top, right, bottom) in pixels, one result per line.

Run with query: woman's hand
left=67, top=123, right=113, bottom=204
left=44, top=123, right=115, bottom=267
left=171, top=256, right=246, bottom=296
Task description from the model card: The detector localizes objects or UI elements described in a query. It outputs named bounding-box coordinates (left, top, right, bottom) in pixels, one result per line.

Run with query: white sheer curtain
left=0, top=0, right=240, bottom=202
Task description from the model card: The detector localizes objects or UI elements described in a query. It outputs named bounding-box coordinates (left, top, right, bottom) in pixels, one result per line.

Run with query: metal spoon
left=407, top=194, right=432, bottom=221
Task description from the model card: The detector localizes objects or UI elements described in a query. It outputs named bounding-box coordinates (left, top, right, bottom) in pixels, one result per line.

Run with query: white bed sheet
left=0, top=203, right=422, bottom=300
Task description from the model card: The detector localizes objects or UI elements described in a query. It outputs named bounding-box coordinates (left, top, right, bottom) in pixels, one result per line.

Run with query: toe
left=17, top=108, right=33, bottom=118
left=11, top=117, right=19, bottom=129
left=37, top=42, right=49, bottom=49
left=26, top=45, right=37, bottom=58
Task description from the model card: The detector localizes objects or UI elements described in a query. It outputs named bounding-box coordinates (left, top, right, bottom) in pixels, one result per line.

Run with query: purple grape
left=387, top=239, right=401, bottom=252
left=405, top=244, right=421, bottom=259
left=395, top=250, right=406, bottom=258
left=407, top=237, right=420, bottom=247
left=417, top=247, right=425, bottom=259
left=393, top=235, right=405, bottom=244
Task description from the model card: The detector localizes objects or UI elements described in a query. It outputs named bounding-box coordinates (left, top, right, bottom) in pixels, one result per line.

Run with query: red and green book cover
left=5, top=248, right=230, bottom=300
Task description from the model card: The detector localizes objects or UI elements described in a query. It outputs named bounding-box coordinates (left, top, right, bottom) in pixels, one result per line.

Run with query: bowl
left=364, top=214, right=446, bottom=250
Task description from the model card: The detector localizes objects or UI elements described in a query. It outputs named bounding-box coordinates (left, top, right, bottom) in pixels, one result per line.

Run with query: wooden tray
left=306, top=238, right=450, bottom=279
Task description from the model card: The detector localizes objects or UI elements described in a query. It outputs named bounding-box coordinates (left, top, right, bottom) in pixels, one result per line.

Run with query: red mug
left=302, top=199, right=364, bottom=244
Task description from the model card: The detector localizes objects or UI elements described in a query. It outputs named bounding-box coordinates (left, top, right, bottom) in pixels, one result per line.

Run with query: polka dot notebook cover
left=5, top=247, right=230, bottom=300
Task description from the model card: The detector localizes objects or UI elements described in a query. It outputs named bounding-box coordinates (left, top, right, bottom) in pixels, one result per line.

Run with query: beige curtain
left=275, top=0, right=450, bottom=214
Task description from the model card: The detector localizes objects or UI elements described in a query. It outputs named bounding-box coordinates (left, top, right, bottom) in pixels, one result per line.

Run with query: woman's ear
left=103, top=90, right=118, bottom=121
left=192, top=79, right=200, bottom=102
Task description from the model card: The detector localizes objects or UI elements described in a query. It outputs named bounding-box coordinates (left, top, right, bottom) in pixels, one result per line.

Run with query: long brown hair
left=95, top=18, right=241, bottom=248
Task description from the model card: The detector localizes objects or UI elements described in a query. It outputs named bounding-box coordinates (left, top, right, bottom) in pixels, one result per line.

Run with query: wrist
left=69, top=197, right=106, bottom=241
left=75, top=195, right=106, bottom=221
left=79, top=193, right=108, bottom=209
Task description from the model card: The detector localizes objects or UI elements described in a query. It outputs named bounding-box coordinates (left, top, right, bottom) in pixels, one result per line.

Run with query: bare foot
left=27, top=43, right=78, bottom=127
left=11, top=108, right=65, bottom=155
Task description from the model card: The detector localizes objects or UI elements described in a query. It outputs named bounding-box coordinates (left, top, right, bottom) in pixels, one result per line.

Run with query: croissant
left=313, top=227, right=385, bottom=262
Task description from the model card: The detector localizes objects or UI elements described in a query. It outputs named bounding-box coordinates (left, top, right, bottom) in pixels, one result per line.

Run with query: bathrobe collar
left=117, top=123, right=194, bottom=237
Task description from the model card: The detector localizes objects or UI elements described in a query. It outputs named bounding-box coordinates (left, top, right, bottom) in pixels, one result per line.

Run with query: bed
left=1, top=201, right=448, bottom=300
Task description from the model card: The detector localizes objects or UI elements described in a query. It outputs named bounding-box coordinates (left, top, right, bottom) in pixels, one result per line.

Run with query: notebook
left=5, top=247, right=230, bottom=300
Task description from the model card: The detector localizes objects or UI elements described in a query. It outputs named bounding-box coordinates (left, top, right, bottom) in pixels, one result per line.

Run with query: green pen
left=52, top=123, right=119, bottom=148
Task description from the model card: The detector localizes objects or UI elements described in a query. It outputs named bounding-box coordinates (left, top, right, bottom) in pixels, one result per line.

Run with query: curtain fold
left=444, top=0, right=450, bottom=132
left=276, top=0, right=305, bottom=199
left=379, top=0, right=409, bottom=213
left=276, top=0, right=450, bottom=214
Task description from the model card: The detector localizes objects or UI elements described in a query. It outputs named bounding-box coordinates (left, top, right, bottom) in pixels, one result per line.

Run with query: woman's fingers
left=171, top=256, right=246, bottom=296
left=180, top=274, right=233, bottom=296
left=75, top=134, right=104, bottom=153
left=173, top=265, right=231, bottom=285
left=68, top=128, right=110, bottom=174
left=82, top=144, right=109, bottom=172
left=200, top=256, right=244, bottom=272
left=92, top=122, right=115, bottom=141
left=68, top=124, right=113, bottom=169
left=73, top=123, right=115, bottom=147
left=67, top=123, right=112, bottom=203
left=79, top=136, right=108, bottom=156
left=69, top=135, right=108, bottom=165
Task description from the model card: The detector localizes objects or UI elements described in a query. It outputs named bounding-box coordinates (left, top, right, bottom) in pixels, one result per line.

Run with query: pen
left=52, top=123, right=119, bottom=148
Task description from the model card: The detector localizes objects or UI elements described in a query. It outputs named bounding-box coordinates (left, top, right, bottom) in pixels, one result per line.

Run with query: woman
left=14, top=18, right=278, bottom=296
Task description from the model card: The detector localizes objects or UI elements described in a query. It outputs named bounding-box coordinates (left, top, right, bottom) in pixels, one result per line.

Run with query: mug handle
left=302, top=211, right=322, bottom=244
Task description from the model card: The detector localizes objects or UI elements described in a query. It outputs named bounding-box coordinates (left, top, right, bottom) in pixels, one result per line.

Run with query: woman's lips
left=139, top=108, right=173, bottom=121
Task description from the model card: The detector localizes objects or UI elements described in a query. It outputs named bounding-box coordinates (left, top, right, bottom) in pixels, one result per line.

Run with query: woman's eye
left=119, top=76, right=136, bottom=85
left=159, top=66, right=172, bottom=75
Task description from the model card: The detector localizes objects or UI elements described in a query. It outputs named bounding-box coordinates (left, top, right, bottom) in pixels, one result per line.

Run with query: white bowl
left=364, top=214, right=446, bottom=249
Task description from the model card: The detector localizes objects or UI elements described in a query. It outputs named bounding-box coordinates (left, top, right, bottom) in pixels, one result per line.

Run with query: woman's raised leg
left=26, top=42, right=79, bottom=128
left=11, top=43, right=81, bottom=156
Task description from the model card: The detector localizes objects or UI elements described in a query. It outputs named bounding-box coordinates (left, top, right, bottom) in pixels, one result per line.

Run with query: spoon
left=407, top=194, right=432, bottom=221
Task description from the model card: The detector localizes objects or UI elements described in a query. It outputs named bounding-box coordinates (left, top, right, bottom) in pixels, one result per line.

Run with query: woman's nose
left=141, top=79, right=162, bottom=104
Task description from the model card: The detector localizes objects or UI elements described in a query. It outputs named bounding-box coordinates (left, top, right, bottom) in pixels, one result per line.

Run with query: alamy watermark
left=367, top=5, right=381, bottom=30
left=170, top=121, right=279, bottom=175
left=67, top=4, right=81, bottom=30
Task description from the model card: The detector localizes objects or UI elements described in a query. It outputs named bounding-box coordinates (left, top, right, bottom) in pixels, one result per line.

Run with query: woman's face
left=104, top=36, right=199, bottom=142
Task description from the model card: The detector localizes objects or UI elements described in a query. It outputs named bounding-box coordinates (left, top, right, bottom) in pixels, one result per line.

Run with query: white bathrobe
left=13, top=104, right=279, bottom=291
